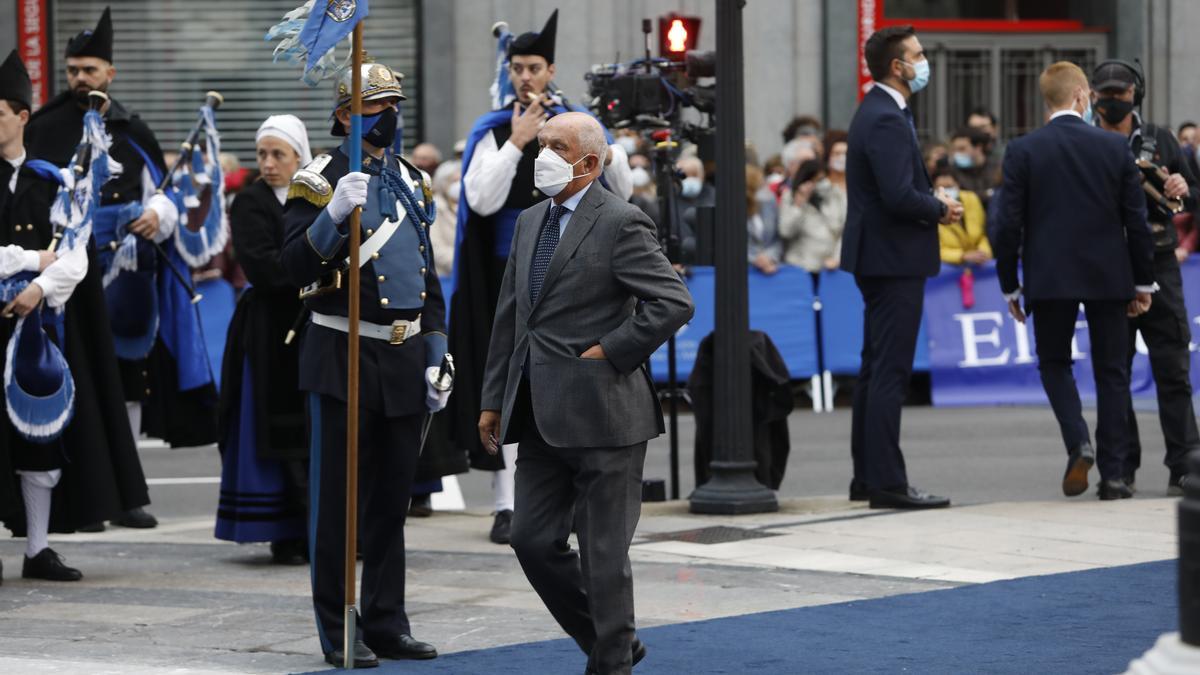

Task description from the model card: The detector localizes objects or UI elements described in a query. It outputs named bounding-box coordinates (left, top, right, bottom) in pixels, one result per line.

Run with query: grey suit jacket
left=480, top=182, right=695, bottom=449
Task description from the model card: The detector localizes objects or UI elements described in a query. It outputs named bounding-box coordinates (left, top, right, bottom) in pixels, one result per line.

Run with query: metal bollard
left=1181, top=451, right=1200, bottom=646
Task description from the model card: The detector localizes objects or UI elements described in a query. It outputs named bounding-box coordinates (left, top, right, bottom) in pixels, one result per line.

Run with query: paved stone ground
left=0, top=405, right=1184, bottom=673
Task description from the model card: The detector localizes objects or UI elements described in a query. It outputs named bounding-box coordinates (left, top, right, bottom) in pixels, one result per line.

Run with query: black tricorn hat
left=0, top=50, right=33, bottom=110
left=66, top=6, right=113, bottom=62
left=508, top=9, right=557, bottom=64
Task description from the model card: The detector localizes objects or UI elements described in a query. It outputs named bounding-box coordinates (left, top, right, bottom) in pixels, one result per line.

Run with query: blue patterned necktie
left=530, top=204, right=565, bottom=304
left=903, top=107, right=920, bottom=144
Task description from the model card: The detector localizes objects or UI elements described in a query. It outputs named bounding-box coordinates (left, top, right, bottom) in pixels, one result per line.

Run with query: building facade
left=1, top=0, right=1198, bottom=165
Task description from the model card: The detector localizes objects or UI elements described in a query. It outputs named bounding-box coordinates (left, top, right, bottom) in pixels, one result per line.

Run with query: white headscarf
left=255, top=115, right=312, bottom=166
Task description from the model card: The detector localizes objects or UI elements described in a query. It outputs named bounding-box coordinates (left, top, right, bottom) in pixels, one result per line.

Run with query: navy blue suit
left=994, top=113, right=1154, bottom=481
left=843, top=85, right=945, bottom=492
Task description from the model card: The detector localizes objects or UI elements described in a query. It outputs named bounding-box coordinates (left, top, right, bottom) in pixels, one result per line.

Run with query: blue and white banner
left=924, top=261, right=1199, bottom=406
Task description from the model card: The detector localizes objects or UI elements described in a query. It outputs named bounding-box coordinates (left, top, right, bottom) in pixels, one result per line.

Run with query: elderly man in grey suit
left=478, top=112, right=693, bottom=675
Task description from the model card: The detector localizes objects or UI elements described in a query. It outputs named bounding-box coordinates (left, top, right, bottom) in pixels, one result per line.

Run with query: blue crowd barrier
left=204, top=258, right=1200, bottom=409
left=649, top=266, right=818, bottom=382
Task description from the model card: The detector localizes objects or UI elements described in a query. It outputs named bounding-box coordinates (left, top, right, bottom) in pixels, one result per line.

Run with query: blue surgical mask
left=681, top=177, right=703, bottom=198
left=1082, top=101, right=1095, bottom=126
left=902, top=59, right=931, bottom=94
left=952, top=152, right=974, bottom=169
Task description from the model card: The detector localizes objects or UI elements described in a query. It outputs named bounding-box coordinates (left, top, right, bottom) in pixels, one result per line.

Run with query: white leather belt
left=311, top=312, right=421, bottom=345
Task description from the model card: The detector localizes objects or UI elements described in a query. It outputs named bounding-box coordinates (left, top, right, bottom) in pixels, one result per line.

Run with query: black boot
left=325, top=640, right=379, bottom=668
left=22, top=548, right=82, bottom=581
left=114, top=507, right=158, bottom=528
left=270, top=539, right=308, bottom=565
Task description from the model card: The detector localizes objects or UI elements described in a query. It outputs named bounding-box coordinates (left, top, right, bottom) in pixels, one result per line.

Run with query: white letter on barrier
left=954, top=312, right=1011, bottom=367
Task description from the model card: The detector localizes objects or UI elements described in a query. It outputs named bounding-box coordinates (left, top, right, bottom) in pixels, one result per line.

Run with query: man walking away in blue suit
left=994, top=61, right=1155, bottom=501
left=843, top=25, right=962, bottom=509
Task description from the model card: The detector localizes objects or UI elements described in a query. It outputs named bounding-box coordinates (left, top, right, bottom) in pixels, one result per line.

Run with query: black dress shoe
left=1098, top=479, right=1133, bottom=500
left=270, top=539, right=308, bottom=565
left=324, top=639, right=379, bottom=668
left=76, top=521, right=106, bottom=533
left=114, top=507, right=158, bottom=529
left=1168, top=472, right=1191, bottom=497
left=409, top=494, right=433, bottom=518
left=490, top=509, right=513, bottom=544
left=22, top=548, right=83, bottom=581
left=585, top=639, right=648, bottom=674
left=365, top=633, right=437, bottom=660
left=868, top=486, right=950, bottom=510
left=848, top=480, right=869, bottom=502
left=1122, top=474, right=1137, bottom=494
left=1062, top=443, right=1095, bottom=497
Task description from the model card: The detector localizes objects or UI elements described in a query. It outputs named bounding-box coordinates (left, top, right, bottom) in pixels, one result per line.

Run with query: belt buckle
left=389, top=320, right=410, bottom=345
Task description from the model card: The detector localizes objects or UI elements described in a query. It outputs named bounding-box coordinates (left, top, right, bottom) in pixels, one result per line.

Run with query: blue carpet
left=306, top=559, right=1175, bottom=674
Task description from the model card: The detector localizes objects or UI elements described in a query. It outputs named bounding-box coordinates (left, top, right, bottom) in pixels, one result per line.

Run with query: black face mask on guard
left=361, top=107, right=398, bottom=149
left=1095, top=98, right=1135, bottom=126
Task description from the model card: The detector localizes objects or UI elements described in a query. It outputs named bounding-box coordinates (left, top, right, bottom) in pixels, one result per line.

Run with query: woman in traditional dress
left=214, top=116, right=310, bottom=564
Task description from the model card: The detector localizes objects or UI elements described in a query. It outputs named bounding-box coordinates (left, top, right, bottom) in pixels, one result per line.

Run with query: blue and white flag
left=490, top=23, right=516, bottom=110
left=49, top=106, right=118, bottom=255
left=266, top=0, right=368, bottom=86
left=171, top=104, right=228, bottom=267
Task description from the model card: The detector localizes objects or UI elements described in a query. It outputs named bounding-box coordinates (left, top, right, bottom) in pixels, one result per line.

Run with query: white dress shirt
left=872, top=81, right=908, bottom=110
left=554, top=181, right=592, bottom=236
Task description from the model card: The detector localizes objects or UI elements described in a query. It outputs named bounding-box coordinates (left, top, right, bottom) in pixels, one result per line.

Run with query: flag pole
left=343, top=20, right=364, bottom=671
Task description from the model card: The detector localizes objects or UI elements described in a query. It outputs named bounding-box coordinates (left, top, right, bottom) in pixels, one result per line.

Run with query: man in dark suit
left=994, top=61, right=1155, bottom=501
left=842, top=25, right=962, bottom=509
left=478, top=112, right=693, bottom=675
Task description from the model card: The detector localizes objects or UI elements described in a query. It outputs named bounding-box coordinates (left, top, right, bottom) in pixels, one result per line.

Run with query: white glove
left=326, top=171, right=371, bottom=224
left=425, top=366, right=452, bottom=413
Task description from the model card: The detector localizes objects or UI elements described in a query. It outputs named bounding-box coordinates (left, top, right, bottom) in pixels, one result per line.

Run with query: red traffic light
left=658, top=14, right=700, bottom=61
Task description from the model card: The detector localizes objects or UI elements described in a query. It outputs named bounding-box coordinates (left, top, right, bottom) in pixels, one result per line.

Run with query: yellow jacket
left=938, top=190, right=992, bottom=265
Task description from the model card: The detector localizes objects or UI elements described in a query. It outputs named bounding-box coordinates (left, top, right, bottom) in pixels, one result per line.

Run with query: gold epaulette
left=287, top=154, right=333, bottom=208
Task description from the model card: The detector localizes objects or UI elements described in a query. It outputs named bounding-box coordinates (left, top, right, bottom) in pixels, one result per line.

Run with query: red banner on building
left=857, top=0, right=881, bottom=100
left=18, top=0, right=50, bottom=109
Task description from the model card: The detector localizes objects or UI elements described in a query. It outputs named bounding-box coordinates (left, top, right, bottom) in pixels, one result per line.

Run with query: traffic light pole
left=689, top=0, right=779, bottom=515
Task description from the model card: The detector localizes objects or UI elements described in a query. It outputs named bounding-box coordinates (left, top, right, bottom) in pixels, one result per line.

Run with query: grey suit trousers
left=509, top=384, right=646, bottom=675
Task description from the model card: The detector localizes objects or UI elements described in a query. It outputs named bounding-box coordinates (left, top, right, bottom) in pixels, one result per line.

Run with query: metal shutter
left=50, top=0, right=422, bottom=164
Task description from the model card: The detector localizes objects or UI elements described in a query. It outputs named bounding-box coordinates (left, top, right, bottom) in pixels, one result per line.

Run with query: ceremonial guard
left=280, top=63, right=445, bottom=667
left=450, top=9, right=632, bottom=543
left=0, top=50, right=150, bottom=581
left=214, top=115, right=311, bottom=564
left=25, top=8, right=215, bottom=511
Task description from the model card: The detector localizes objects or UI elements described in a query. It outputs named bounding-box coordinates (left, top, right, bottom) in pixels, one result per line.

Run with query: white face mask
left=828, top=155, right=847, bottom=173
left=534, top=147, right=595, bottom=197
left=681, top=177, right=703, bottom=198
left=446, top=182, right=461, bottom=202
left=617, top=136, right=639, bottom=155
left=630, top=166, right=652, bottom=188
